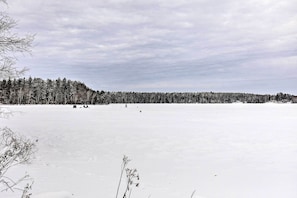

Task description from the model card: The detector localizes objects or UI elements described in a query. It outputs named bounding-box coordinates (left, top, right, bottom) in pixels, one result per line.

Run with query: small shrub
left=0, top=127, right=36, bottom=195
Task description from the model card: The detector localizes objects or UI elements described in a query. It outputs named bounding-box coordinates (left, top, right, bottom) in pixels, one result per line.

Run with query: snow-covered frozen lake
left=1, top=104, right=297, bottom=198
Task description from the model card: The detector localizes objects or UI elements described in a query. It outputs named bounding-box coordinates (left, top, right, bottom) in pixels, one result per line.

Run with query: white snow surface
left=32, top=191, right=74, bottom=198
left=1, top=104, right=297, bottom=198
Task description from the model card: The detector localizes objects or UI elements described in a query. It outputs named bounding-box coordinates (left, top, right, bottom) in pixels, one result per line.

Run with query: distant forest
left=0, top=77, right=296, bottom=104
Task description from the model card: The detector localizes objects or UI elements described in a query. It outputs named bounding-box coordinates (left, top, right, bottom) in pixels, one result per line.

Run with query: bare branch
left=0, top=5, right=34, bottom=80
left=21, top=182, right=33, bottom=198
left=0, top=127, right=36, bottom=192
left=0, top=0, right=7, bottom=5
left=0, top=57, right=28, bottom=79
left=190, top=190, right=196, bottom=198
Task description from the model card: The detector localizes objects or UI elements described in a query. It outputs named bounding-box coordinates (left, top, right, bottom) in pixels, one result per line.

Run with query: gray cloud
left=5, top=0, right=297, bottom=94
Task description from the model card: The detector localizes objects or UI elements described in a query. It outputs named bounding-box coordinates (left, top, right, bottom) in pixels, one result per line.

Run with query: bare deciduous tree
left=0, top=1, right=35, bottom=197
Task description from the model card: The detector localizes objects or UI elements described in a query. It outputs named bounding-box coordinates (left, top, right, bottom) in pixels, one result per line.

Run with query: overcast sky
left=5, top=0, right=297, bottom=94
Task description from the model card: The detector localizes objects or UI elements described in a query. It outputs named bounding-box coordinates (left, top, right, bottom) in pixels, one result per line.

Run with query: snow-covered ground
left=1, top=104, right=297, bottom=198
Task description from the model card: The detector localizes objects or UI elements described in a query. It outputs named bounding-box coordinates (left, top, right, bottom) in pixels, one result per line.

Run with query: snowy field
left=1, top=104, right=297, bottom=198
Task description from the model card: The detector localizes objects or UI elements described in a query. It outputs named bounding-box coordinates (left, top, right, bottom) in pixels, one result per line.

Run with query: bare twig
left=21, top=182, right=33, bottom=198
left=0, top=3, right=34, bottom=80
left=190, top=190, right=196, bottom=198
left=123, top=168, right=139, bottom=198
left=0, top=127, right=36, bottom=193
left=116, top=155, right=130, bottom=198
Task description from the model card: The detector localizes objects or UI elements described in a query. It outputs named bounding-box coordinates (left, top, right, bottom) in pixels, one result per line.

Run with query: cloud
left=5, top=0, right=297, bottom=94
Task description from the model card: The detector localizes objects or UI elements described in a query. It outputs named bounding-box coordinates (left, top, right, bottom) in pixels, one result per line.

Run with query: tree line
left=0, top=77, right=296, bottom=104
